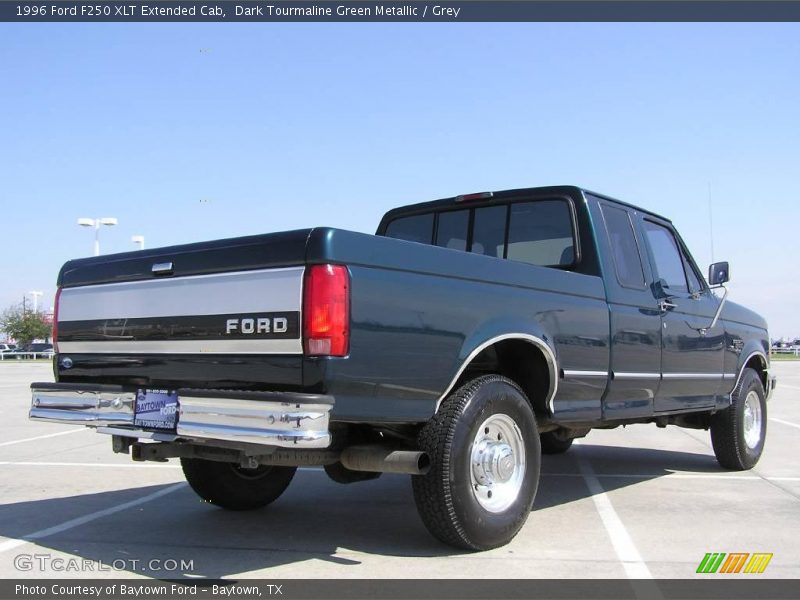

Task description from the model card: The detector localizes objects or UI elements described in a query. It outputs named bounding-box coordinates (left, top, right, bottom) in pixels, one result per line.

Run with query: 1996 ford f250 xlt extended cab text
left=30, top=186, right=776, bottom=550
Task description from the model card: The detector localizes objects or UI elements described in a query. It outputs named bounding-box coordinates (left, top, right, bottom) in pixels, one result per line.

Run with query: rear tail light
left=52, top=287, right=62, bottom=353
left=303, top=264, right=350, bottom=357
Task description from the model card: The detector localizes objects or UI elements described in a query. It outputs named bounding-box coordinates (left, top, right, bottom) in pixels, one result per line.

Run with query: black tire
left=540, top=430, right=574, bottom=455
left=411, top=375, right=541, bottom=551
left=181, top=458, right=296, bottom=510
left=710, top=368, right=767, bottom=470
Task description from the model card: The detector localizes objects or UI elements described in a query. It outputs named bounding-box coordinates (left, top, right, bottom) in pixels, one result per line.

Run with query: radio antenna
left=708, top=181, right=715, bottom=264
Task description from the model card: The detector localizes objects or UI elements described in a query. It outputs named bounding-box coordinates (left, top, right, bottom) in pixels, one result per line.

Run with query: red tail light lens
left=303, top=265, right=350, bottom=357
left=52, top=287, right=62, bottom=352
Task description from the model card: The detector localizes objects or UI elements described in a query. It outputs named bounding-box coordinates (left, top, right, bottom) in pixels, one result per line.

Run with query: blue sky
left=1, top=23, right=798, bottom=336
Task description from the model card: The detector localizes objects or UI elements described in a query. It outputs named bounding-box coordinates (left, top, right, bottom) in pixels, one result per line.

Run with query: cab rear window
left=383, top=198, right=577, bottom=269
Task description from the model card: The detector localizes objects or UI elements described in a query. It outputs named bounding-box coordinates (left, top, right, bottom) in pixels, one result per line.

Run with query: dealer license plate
left=134, top=389, right=178, bottom=430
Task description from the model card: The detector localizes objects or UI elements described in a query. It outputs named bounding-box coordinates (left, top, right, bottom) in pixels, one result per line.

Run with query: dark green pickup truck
left=30, top=185, right=775, bottom=550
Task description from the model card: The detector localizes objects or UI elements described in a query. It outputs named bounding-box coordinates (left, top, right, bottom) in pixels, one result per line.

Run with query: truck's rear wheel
left=540, top=430, right=574, bottom=454
left=412, top=375, right=541, bottom=550
left=181, top=458, right=296, bottom=510
left=710, top=368, right=767, bottom=470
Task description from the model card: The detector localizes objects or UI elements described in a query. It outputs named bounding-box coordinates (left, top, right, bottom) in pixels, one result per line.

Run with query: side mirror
left=708, top=261, right=730, bottom=287
left=652, top=278, right=670, bottom=298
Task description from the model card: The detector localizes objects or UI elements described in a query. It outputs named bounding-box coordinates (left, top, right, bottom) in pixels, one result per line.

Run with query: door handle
left=659, top=299, right=677, bottom=312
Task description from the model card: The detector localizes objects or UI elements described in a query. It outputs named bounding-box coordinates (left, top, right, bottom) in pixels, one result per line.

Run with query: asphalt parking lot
left=1, top=361, right=798, bottom=580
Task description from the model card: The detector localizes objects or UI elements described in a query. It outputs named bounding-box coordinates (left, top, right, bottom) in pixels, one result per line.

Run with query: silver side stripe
left=614, top=372, right=738, bottom=380
left=614, top=372, right=660, bottom=379
left=58, top=339, right=303, bottom=355
left=662, top=373, right=725, bottom=380
left=562, top=370, right=609, bottom=378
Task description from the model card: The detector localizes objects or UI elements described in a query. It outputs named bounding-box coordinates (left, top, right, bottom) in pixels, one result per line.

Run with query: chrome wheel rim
left=470, top=413, right=526, bottom=513
left=743, top=391, right=762, bottom=450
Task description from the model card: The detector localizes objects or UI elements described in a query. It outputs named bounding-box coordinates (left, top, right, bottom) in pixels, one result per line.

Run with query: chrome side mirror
left=708, top=261, right=730, bottom=287
left=695, top=262, right=730, bottom=336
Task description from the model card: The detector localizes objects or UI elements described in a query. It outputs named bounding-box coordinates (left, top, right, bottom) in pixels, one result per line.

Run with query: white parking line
left=1, top=461, right=795, bottom=481
left=0, top=429, right=85, bottom=448
left=770, top=417, right=800, bottom=431
left=576, top=453, right=653, bottom=580
left=542, top=472, right=800, bottom=481
left=0, top=461, right=181, bottom=469
left=775, top=384, right=800, bottom=391
left=0, top=482, right=186, bottom=553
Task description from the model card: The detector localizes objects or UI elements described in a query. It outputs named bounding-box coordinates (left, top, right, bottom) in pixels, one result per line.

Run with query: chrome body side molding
left=562, top=370, right=609, bottom=379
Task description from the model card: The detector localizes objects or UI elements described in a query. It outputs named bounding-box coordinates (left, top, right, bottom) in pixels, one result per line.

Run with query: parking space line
left=775, top=384, right=800, bottom=391
left=1, top=461, right=794, bottom=481
left=546, top=472, right=756, bottom=480
left=575, top=452, right=653, bottom=580
left=0, top=429, right=85, bottom=448
left=770, top=417, right=800, bottom=431
left=542, top=472, right=798, bottom=481
left=0, top=461, right=181, bottom=469
left=0, top=482, right=186, bottom=554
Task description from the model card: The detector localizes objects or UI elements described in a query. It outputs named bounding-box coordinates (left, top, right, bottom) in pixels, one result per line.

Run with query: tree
left=0, top=304, right=52, bottom=346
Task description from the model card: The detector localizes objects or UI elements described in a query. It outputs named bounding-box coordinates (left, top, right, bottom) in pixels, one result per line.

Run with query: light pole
left=78, top=217, right=118, bottom=256
left=132, top=235, right=145, bottom=250
left=28, top=291, right=43, bottom=313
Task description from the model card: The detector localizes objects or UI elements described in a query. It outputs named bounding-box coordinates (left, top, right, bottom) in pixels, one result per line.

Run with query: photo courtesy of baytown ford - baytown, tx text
left=6, top=1, right=800, bottom=21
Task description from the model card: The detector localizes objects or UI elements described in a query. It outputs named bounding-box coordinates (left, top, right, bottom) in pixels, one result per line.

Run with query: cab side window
left=683, top=257, right=705, bottom=295
left=384, top=214, right=434, bottom=244
left=643, top=220, right=689, bottom=294
left=506, top=200, right=575, bottom=267
left=601, top=205, right=645, bottom=289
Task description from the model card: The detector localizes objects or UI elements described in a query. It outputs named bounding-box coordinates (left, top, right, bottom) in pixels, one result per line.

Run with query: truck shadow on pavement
left=0, top=444, right=727, bottom=579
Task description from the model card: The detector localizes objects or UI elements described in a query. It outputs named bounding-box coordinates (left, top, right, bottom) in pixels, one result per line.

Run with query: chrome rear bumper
left=30, top=383, right=333, bottom=449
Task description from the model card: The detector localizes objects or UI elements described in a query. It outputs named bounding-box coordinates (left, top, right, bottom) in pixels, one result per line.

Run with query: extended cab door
left=589, top=198, right=662, bottom=419
left=639, top=218, right=725, bottom=412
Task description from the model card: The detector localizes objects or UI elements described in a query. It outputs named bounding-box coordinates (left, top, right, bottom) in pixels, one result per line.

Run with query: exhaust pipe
left=339, top=445, right=430, bottom=475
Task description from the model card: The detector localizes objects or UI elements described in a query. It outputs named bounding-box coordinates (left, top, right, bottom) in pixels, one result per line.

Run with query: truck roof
left=378, top=185, right=672, bottom=227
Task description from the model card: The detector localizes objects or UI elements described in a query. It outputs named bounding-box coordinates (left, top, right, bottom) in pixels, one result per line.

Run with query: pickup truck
left=30, top=185, right=776, bottom=550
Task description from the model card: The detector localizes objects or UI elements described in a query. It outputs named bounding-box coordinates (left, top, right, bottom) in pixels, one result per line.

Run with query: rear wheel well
left=456, top=339, right=552, bottom=419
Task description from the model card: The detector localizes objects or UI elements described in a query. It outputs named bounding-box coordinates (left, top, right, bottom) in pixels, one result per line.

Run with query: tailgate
left=58, top=266, right=303, bottom=355
left=54, top=229, right=312, bottom=389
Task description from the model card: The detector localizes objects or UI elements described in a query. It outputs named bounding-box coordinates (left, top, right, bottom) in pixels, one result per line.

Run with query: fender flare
left=435, top=321, right=559, bottom=415
left=729, top=346, right=768, bottom=401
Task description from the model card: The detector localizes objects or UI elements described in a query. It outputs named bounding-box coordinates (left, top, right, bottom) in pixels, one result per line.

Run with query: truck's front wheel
left=710, top=368, right=767, bottom=470
left=412, top=375, right=541, bottom=550
left=181, top=458, right=296, bottom=510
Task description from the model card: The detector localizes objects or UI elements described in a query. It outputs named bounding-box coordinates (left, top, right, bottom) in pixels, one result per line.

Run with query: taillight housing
left=52, top=287, right=62, bottom=353
left=303, top=264, right=350, bottom=357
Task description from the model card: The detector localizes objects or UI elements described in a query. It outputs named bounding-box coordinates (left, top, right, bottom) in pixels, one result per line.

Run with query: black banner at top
left=3, top=1, right=800, bottom=23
